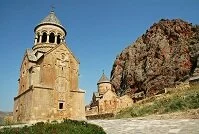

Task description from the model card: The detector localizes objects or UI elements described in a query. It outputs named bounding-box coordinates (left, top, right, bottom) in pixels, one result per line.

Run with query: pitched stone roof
left=26, top=49, right=37, bottom=62
left=40, top=11, right=63, bottom=26
left=26, top=49, right=45, bottom=62
left=94, top=92, right=102, bottom=98
left=34, top=11, right=66, bottom=34
left=97, top=73, right=110, bottom=85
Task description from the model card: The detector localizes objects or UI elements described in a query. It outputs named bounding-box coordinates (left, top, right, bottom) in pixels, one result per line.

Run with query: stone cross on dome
left=51, top=5, right=55, bottom=12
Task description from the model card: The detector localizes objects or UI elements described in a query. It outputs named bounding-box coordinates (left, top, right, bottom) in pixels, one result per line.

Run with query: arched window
left=41, top=32, right=47, bottom=43
left=49, top=32, right=55, bottom=43
left=37, top=33, right=40, bottom=43
left=57, top=35, right=61, bottom=44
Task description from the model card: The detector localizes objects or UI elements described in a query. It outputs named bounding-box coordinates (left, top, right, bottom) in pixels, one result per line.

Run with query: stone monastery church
left=86, top=72, right=133, bottom=116
left=13, top=10, right=85, bottom=123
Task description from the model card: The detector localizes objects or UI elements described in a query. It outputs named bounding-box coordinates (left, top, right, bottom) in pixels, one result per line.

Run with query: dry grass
left=115, top=84, right=199, bottom=119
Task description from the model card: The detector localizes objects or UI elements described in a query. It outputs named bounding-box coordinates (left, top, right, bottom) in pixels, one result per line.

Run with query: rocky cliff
left=111, top=19, right=199, bottom=99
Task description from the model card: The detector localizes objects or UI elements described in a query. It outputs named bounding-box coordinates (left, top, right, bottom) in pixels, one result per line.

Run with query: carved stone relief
left=55, top=77, right=67, bottom=92
left=55, top=52, right=69, bottom=78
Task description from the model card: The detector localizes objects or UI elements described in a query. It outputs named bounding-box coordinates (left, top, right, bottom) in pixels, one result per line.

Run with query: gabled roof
left=93, top=92, right=102, bottom=98
left=103, top=89, right=117, bottom=97
left=97, top=72, right=110, bottom=85
left=44, top=43, right=80, bottom=64
left=26, top=49, right=37, bottom=62
left=34, top=11, right=66, bottom=34
left=97, top=90, right=119, bottom=102
left=19, top=49, right=38, bottom=72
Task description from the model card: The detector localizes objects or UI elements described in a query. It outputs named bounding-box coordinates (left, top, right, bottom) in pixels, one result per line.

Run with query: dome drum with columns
left=33, top=11, right=66, bottom=52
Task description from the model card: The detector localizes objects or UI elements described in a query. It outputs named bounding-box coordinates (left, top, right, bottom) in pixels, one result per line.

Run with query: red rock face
left=111, top=19, right=199, bottom=98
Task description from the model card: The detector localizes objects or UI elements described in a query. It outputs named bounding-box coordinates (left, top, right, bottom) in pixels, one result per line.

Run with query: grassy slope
left=115, top=84, right=199, bottom=119
left=0, top=119, right=106, bottom=134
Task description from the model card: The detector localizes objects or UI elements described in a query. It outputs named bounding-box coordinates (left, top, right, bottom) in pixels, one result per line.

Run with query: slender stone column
left=39, top=35, right=42, bottom=43
left=34, top=37, right=37, bottom=45
left=54, top=35, right=57, bottom=44
left=47, top=34, right=50, bottom=43
left=61, top=37, right=65, bottom=43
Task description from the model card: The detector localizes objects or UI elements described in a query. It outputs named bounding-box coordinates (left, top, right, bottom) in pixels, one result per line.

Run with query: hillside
left=0, top=111, right=12, bottom=125
left=115, top=83, right=199, bottom=119
left=111, top=19, right=199, bottom=99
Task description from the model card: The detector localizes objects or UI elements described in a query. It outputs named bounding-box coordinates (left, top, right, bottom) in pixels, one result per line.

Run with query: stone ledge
left=71, top=90, right=85, bottom=93
left=14, top=85, right=53, bottom=100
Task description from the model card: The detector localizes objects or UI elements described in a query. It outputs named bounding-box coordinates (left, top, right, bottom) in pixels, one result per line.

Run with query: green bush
left=0, top=119, right=106, bottom=134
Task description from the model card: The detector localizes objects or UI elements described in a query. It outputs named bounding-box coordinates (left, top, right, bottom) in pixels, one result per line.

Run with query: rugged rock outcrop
left=111, top=19, right=199, bottom=99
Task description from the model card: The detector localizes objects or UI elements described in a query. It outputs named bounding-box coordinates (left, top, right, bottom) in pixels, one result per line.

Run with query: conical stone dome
left=97, top=73, right=110, bottom=85
left=34, top=11, right=66, bottom=34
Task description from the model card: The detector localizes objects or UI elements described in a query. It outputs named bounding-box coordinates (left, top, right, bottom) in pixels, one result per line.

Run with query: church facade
left=13, top=10, right=85, bottom=123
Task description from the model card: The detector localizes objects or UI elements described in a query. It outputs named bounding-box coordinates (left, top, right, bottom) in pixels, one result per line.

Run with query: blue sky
left=0, top=0, right=198, bottom=112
